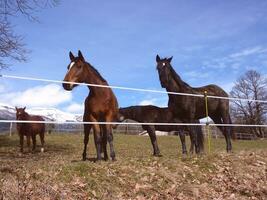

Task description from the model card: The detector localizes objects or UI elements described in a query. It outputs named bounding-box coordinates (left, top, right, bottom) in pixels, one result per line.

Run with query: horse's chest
left=86, top=96, right=113, bottom=112
left=17, top=124, right=40, bottom=135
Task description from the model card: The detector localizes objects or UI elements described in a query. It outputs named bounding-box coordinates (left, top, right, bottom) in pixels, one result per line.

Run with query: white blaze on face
left=41, top=148, right=44, bottom=153
left=69, top=62, right=75, bottom=71
left=162, top=62, right=166, bottom=66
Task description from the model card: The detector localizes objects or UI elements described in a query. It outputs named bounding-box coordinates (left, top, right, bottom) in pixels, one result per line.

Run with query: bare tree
left=230, top=70, right=267, bottom=137
left=0, top=0, right=59, bottom=69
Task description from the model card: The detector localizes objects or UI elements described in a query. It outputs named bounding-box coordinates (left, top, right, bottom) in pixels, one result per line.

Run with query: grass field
left=0, top=133, right=266, bottom=199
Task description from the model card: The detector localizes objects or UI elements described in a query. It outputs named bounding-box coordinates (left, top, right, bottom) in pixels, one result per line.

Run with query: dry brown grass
left=0, top=133, right=266, bottom=199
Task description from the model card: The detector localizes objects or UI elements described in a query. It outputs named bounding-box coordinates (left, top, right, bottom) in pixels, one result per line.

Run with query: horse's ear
left=15, top=106, right=18, bottom=111
left=167, top=56, right=173, bottom=63
left=156, top=55, right=161, bottom=62
left=23, top=107, right=26, bottom=111
left=78, top=50, right=85, bottom=62
left=69, top=51, right=75, bottom=61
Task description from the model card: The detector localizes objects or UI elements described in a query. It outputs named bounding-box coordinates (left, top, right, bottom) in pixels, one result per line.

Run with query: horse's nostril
left=62, top=83, right=72, bottom=91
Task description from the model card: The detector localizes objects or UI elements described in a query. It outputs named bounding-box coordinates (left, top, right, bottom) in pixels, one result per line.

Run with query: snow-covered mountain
left=0, top=104, right=16, bottom=120
left=0, top=103, right=82, bottom=122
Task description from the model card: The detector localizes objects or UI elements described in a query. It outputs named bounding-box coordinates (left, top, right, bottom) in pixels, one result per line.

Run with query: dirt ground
left=0, top=134, right=266, bottom=200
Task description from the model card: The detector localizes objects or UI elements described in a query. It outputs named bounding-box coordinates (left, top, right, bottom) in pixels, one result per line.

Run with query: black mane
left=86, top=62, right=107, bottom=83
left=169, top=64, right=191, bottom=89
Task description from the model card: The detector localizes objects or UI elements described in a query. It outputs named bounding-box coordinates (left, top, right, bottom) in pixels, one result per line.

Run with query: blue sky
left=0, top=0, right=267, bottom=113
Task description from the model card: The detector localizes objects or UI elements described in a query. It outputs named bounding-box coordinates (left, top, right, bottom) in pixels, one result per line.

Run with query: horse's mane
left=86, top=62, right=107, bottom=83
left=169, top=65, right=191, bottom=89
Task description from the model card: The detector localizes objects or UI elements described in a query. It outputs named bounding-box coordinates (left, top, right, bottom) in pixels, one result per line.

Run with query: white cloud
left=0, top=84, right=72, bottom=107
left=65, top=102, right=84, bottom=114
left=229, top=46, right=267, bottom=58
left=0, top=84, right=5, bottom=93
left=203, top=46, right=267, bottom=70
left=139, top=99, right=155, bottom=105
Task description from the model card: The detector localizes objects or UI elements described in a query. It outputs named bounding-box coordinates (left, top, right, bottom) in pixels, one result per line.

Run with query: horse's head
left=15, top=107, right=27, bottom=120
left=62, top=50, right=88, bottom=91
left=156, top=55, right=173, bottom=88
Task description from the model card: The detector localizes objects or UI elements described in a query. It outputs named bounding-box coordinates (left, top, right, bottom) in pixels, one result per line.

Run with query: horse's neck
left=84, top=65, right=108, bottom=94
left=167, top=71, right=191, bottom=93
left=19, top=113, right=30, bottom=120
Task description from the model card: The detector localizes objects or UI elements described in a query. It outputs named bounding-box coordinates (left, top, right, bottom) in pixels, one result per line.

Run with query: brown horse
left=119, top=105, right=194, bottom=156
left=16, top=107, right=45, bottom=153
left=62, top=50, right=118, bottom=161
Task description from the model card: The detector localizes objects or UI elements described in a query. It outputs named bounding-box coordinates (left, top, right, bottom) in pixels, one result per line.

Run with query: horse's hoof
left=153, top=153, right=162, bottom=157
left=111, top=157, right=117, bottom=162
left=82, top=156, right=86, bottom=161
left=182, top=151, right=188, bottom=155
left=40, top=148, right=44, bottom=153
left=103, top=157, right=109, bottom=161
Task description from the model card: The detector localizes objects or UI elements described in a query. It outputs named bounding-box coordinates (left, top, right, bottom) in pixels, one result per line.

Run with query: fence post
left=204, top=91, right=211, bottom=153
left=9, top=122, right=12, bottom=136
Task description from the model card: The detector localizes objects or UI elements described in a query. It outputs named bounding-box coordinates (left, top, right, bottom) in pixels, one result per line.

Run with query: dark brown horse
left=119, top=105, right=194, bottom=156
left=62, top=50, right=118, bottom=161
left=16, top=107, right=45, bottom=153
left=156, top=55, right=234, bottom=152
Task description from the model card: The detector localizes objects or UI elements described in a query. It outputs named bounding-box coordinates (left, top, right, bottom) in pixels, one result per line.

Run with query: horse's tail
left=196, top=126, right=204, bottom=152
left=229, top=116, right=236, bottom=140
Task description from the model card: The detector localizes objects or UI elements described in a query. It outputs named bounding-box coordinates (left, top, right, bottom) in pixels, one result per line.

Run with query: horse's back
left=120, top=105, right=173, bottom=123
left=193, top=84, right=228, bottom=97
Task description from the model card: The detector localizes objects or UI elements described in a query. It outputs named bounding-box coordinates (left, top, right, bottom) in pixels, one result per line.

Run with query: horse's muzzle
left=62, top=83, right=73, bottom=91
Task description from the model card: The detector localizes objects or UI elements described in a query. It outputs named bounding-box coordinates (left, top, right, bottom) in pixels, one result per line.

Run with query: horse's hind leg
left=40, top=131, right=45, bottom=153
left=32, top=134, right=36, bottom=152
left=145, top=125, right=161, bottom=156
left=106, top=124, right=116, bottom=161
left=82, top=124, right=92, bottom=161
left=187, top=125, right=197, bottom=154
left=178, top=130, right=187, bottom=154
left=101, top=124, right=108, bottom=161
left=188, top=123, right=204, bottom=154
left=221, top=112, right=232, bottom=152
left=211, top=114, right=232, bottom=152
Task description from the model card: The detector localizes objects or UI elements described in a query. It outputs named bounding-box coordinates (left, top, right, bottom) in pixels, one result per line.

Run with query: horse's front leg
left=178, top=130, right=187, bottom=154
left=26, top=135, right=31, bottom=153
left=82, top=124, right=92, bottom=161
left=101, top=124, right=108, bottom=161
left=188, top=131, right=195, bottom=154
left=19, top=134, right=24, bottom=153
left=32, top=134, right=36, bottom=152
left=89, top=116, right=102, bottom=161
left=144, top=125, right=161, bottom=156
